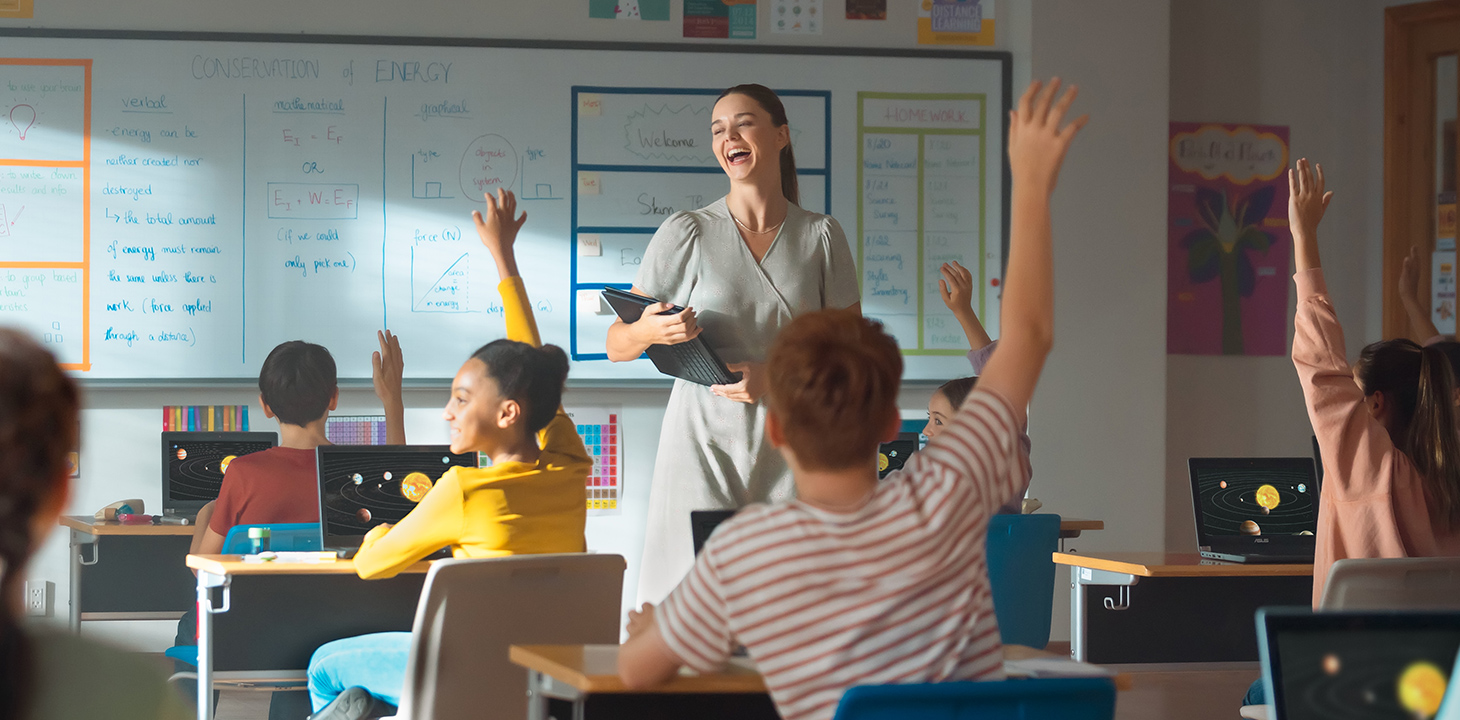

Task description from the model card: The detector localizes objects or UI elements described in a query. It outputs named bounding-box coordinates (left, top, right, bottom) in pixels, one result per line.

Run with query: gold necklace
left=731, top=211, right=784, bottom=235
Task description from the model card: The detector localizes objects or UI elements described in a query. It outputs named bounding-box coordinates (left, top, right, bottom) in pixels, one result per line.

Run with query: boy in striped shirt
left=618, top=78, right=1085, bottom=720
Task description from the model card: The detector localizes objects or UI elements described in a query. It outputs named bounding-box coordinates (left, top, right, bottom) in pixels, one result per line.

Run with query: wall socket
left=23, top=580, right=53, bottom=617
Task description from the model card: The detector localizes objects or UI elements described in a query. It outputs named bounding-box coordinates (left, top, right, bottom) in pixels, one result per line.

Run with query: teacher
left=607, top=84, right=861, bottom=603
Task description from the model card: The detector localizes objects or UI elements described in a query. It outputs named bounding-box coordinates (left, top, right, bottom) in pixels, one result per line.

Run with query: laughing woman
left=606, top=84, right=861, bottom=604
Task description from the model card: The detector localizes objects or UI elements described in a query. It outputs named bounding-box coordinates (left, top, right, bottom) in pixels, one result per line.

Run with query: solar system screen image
left=1273, top=626, right=1460, bottom=720
left=1194, top=461, right=1317, bottom=538
left=166, top=435, right=276, bottom=504
left=318, top=446, right=477, bottom=541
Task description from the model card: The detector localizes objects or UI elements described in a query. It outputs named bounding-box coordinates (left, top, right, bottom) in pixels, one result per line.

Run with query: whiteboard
left=0, top=32, right=1009, bottom=381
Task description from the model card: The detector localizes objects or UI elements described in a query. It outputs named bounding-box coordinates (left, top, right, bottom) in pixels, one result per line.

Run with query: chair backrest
left=219, top=523, right=323, bottom=553
left=395, top=553, right=626, bottom=720
left=832, top=677, right=1116, bottom=720
left=986, top=514, right=1061, bottom=649
left=1319, top=557, right=1460, bottom=610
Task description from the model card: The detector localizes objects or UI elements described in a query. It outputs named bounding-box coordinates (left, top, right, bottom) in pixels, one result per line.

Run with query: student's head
left=0, top=329, right=80, bottom=716
left=257, top=341, right=338, bottom=427
left=1355, top=338, right=1460, bottom=525
left=765, top=309, right=902, bottom=472
left=444, top=340, right=570, bottom=455
left=924, top=377, right=979, bottom=441
left=713, top=84, right=798, bottom=205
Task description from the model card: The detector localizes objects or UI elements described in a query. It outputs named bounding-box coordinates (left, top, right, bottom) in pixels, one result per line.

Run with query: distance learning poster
left=1167, top=122, right=1290, bottom=356
left=918, top=0, right=995, bottom=46
left=684, top=0, right=757, bottom=39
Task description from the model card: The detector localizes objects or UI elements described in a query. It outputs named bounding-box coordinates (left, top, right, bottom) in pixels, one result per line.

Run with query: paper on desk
left=1004, top=657, right=1115, bottom=679
left=241, top=551, right=337, bottom=564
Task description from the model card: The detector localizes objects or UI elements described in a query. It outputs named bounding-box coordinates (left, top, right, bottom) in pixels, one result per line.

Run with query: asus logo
left=1255, top=538, right=1270, bottom=543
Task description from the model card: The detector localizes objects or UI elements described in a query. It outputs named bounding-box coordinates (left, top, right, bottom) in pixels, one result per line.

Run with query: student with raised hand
left=1290, top=158, right=1460, bottom=607
left=926, top=259, right=1032, bottom=513
left=305, top=190, right=591, bottom=720
left=616, top=78, right=1083, bottom=720
left=0, top=329, right=189, bottom=720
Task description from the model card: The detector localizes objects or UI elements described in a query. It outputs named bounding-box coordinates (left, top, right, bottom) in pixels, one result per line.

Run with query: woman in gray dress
left=606, top=85, right=861, bottom=603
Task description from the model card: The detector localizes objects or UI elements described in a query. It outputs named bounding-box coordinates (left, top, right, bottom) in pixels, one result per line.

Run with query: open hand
left=1008, top=78, right=1087, bottom=196
left=1287, top=158, right=1332, bottom=246
left=712, top=362, right=764, bottom=404
left=473, top=189, right=528, bottom=274
left=938, top=261, right=975, bottom=315
left=1399, top=247, right=1423, bottom=310
left=630, top=303, right=702, bottom=346
left=372, top=329, right=404, bottom=407
left=626, top=603, right=657, bottom=639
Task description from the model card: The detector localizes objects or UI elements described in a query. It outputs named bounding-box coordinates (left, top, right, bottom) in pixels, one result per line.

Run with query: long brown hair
left=0, top=329, right=80, bottom=719
left=717, top=84, right=799, bottom=206
left=1356, top=339, right=1460, bottom=528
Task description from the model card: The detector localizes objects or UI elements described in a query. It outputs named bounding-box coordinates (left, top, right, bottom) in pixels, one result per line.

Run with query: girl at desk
left=0, top=329, right=189, bottom=720
left=305, top=190, right=592, bottom=720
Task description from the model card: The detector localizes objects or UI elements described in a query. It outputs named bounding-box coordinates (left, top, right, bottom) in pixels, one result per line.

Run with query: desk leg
left=1069, top=566, right=1083, bottom=661
left=526, top=670, right=546, bottom=720
left=1069, top=566, right=1138, bottom=664
left=196, top=570, right=228, bottom=720
left=68, top=530, right=96, bottom=633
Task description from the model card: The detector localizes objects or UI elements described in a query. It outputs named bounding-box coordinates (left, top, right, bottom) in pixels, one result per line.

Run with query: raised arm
left=975, top=79, right=1086, bottom=416
left=372, top=329, right=405, bottom=444
left=939, top=260, right=993, bottom=351
left=1399, top=246, right=1444, bottom=342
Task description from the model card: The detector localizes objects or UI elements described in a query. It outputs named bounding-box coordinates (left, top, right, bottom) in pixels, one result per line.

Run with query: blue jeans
left=307, top=632, right=410, bottom=712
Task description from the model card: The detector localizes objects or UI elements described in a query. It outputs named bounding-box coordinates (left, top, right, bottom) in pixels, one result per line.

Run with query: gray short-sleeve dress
left=633, top=197, right=861, bottom=603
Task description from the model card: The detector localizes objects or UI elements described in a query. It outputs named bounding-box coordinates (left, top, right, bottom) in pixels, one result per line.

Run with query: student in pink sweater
left=1290, top=158, right=1460, bottom=607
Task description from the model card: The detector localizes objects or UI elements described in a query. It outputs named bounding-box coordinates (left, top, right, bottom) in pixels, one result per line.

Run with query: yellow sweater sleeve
left=500, top=276, right=541, bottom=347
left=354, top=470, right=465, bottom=579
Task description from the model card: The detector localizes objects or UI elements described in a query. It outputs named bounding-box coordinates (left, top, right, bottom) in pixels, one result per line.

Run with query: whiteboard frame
left=0, top=28, right=1011, bottom=386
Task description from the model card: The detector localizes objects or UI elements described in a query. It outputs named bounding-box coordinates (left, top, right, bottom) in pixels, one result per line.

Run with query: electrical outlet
left=23, top=580, right=52, bottom=617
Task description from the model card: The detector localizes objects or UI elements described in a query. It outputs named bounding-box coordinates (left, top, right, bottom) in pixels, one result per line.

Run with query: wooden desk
left=59, top=515, right=197, bottom=630
left=1057, top=518, right=1104, bottom=551
left=510, top=644, right=1127, bottom=720
left=1053, top=552, right=1313, bottom=665
left=186, top=554, right=431, bottom=720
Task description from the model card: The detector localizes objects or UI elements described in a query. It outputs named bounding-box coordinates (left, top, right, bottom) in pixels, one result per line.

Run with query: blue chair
left=220, top=523, right=323, bottom=553
left=986, top=514, right=1061, bottom=649
left=832, top=677, right=1116, bottom=720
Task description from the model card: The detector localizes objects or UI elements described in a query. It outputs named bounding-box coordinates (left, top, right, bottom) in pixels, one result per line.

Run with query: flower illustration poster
left=1167, top=122, right=1291, bottom=356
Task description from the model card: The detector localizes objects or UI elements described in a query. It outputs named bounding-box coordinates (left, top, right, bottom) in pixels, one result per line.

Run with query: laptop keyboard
left=668, top=342, right=733, bottom=385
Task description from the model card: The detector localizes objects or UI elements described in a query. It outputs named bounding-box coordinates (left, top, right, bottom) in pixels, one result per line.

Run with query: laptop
left=1257, top=608, right=1460, bottom=720
left=161, top=431, right=278, bottom=518
left=878, top=432, right=923, bottom=479
left=691, top=509, right=737, bottom=556
left=316, top=445, right=478, bottom=556
left=601, top=287, right=742, bottom=387
left=1189, top=457, right=1318, bottom=564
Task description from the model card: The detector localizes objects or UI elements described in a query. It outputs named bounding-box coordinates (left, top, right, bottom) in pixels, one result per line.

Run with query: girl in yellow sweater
left=306, top=189, right=591, bottom=720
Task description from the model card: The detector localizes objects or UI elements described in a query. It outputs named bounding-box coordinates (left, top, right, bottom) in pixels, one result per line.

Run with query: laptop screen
left=162, top=432, right=278, bottom=513
left=316, top=445, right=477, bottom=548
left=1189, top=458, right=1318, bottom=544
left=1261, top=611, right=1460, bottom=720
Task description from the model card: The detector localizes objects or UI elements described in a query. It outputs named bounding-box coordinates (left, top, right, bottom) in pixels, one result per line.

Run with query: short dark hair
left=258, top=341, right=337, bottom=426
left=767, top=308, right=903, bottom=470
left=470, top=340, right=570, bottom=434
left=936, top=377, right=980, bottom=410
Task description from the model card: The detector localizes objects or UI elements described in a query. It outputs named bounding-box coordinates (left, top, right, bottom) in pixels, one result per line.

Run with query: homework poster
left=1167, top=122, right=1290, bottom=356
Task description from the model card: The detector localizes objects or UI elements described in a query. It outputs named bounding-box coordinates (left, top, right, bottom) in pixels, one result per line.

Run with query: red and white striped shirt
left=657, top=388, right=1030, bottom=720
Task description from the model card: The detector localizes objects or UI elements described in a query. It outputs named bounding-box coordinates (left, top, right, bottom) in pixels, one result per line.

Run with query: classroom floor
left=211, top=669, right=1261, bottom=720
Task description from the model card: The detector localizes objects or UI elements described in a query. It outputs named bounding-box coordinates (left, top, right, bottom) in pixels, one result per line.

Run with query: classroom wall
left=10, top=0, right=1036, bottom=647
left=1163, top=0, right=1391, bottom=552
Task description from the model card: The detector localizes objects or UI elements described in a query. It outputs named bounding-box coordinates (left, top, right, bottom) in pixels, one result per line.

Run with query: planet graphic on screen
left=383, top=471, right=393, bottom=481
left=356, top=508, right=372, bottom=523
left=1240, top=520, right=1261, bottom=536
left=176, top=448, right=187, bottom=461
left=878, top=454, right=889, bottom=472
left=1297, top=484, right=1307, bottom=493
left=401, top=472, right=433, bottom=503
left=352, top=473, right=363, bottom=485
left=1255, top=484, right=1281, bottom=511
left=219, top=455, right=237, bottom=473
left=1219, top=481, right=1227, bottom=489
left=1322, top=653, right=1341, bottom=676
left=1397, top=660, right=1447, bottom=718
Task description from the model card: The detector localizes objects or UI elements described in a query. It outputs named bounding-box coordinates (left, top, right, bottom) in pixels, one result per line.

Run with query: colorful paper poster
left=846, top=0, right=887, bottom=19
left=684, top=0, right=757, bottom=39
left=1433, top=248, right=1456, bottom=336
left=772, top=0, right=822, bottom=34
left=589, top=0, right=671, bottom=20
left=1167, top=122, right=1291, bottom=356
left=918, top=0, right=995, bottom=46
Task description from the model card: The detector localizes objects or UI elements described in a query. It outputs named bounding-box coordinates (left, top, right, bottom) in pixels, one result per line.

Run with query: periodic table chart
left=326, top=415, right=389, bottom=445
left=569, top=406, right=622, bottom=515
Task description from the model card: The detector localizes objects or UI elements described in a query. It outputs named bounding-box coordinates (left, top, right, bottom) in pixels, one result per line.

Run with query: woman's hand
left=629, top=304, right=702, bottom=346
left=1288, top=158, right=1332, bottom=272
left=625, top=603, right=657, bottom=639
left=473, top=189, right=528, bottom=279
left=712, top=362, right=765, bottom=404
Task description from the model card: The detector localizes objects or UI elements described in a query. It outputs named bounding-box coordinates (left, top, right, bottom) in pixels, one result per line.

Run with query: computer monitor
left=1189, top=457, right=1319, bottom=545
left=161, top=431, right=278, bottom=516
left=316, top=445, right=477, bottom=550
left=1258, top=608, right=1460, bottom=720
left=691, top=510, right=737, bottom=555
left=878, top=432, right=923, bottom=479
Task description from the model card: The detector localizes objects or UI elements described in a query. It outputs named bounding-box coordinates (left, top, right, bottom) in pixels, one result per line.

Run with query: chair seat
left=165, top=645, right=198, bottom=667
left=1239, top=705, right=1271, bottom=720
